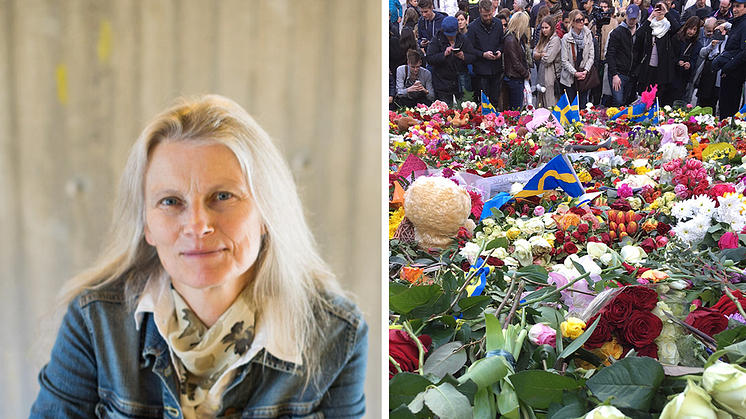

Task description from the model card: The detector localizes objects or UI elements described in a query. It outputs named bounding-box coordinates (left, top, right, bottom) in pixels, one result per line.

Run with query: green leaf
left=486, top=237, right=508, bottom=251
left=390, top=373, right=433, bottom=409
left=473, top=387, right=497, bottom=419
left=546, top=402, right=587, bottom=419
left=571, top=260, right=586, bottom=275
left=411, top=290, right=449, bottom=318
left=586, top=357, right=665, bottom=411
left=516, top=265, right=549, bottom=283
left=497, top=379, right=521, bottom=419
left=533, top=306, right=564, bottom=330
left=458, top=295, right=492, bottom=314
left=424, top=382, right=473, bottom=419
left=421, top=321, right=456, bottom=348
left=390, top=404, right=417, bottom=419
left=423, top=341, right=467, bottom=380
left=390, top=284, right=443, bottom=314
left=719, top=247, right=746, bottom=262
left=557, top=315, right=601, bottom=361
left=531, top=344, right=557, bottom=369
left=510, top=370, right=583, bottom=409
left=485, top=313, right=503, bottom=352
left=458, top=355, right=511, bottom=390
left=714, top=326, right=746, bottom=350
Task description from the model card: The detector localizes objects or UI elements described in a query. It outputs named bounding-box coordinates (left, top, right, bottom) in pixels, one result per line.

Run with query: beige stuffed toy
left=404, top=176, right=472, bottom=250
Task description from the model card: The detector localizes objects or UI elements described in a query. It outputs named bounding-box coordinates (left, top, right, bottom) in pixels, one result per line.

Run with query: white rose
left=702, top=362, right=746, bottom=417
left=620, top=245, right=647, bottom=264
left=524, top=217, right=545, bottom=235
left=584, top=405, right=630, bottom=419
left=503, top=256, right=520, bottom=268
left=657, top=338, right=681, bottom=365
left=542, top=214, right=557, bottom=229
left=660, top=380, right=728, bottom=419
left=512, top=239, right=533, bottom=267
left=482, top=218, right=496, bottom=227
left=459, top=242, right=481, bottom=265
left=529, top=236, right=552, bottom=257
left=587, top=242, right=609, bottom=259
left=599, top=253, right=614, bottom=267
left=670, top=279, right=688, bottom=290
left=493, top=247, right=510, bottom=260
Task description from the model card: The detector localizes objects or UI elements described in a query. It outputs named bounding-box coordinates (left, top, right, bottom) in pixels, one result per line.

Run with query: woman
left=534, top=16, right=563, bottom=108
left=402, top=7, right=421, bottom=37
left=30, top=95, right=367, bottom=418
left=503, top=12, right=532, bottom=109
left=427, top=16, right=476, bottom=105
left=675, top=16, right=704, bottom=101
left=531, top=5, right=551, bottom=48
left=633, top=0, right=681, bottom=106
left=456, top=10, right=469, bottom=34
left=400, top=27, right=425, bottom=63
left=560, top=9, right=596, bottom=106
left=694, top=21, right=727, bottom=109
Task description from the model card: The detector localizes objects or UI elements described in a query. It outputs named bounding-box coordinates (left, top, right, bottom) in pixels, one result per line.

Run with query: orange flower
left=558, top=213, right=581, bottom=230
left=400, top=267, right=425, bottom=284
left=642, top=219, right=659, bottom=233
left=640, top=269, right=669, bottom=283
left=592, top=338, right=624, bottom=366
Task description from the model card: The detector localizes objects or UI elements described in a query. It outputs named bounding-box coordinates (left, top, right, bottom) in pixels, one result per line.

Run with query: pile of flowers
left=389, top=100, right=746, bottom=419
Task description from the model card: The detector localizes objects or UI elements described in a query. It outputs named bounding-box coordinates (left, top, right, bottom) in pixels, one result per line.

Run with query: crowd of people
left=389, top=0, right=746, bottom=118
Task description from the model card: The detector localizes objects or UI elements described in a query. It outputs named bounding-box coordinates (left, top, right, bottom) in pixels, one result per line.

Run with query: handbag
left=572, top=43, right=600, bottom=91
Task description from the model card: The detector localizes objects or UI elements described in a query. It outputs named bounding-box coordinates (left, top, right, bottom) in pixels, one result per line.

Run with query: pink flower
left=675, top=184, right=689, bottom=199
left=618, top=183, right=634, bottom=199
left=533, top=206, right=546, bottom=216
left=528, top=323, right=557, bottom=347
left=655, top=235, right=669, bottom=248
left=719, top=232, right=739, bottom=250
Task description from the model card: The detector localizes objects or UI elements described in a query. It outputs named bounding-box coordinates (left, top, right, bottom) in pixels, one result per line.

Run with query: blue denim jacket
left=29, top=281, right=367, bottom=418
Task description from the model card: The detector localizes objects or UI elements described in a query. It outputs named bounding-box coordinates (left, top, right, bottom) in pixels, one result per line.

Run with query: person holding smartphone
left=468, top=0, right=506, bottom=107
left=427, top=16, right=477, bottom=105
left=712, top=0, right=746, bottom=117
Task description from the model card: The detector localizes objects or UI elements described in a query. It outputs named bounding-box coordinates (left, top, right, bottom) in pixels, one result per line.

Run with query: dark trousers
left=608, top=73, right=633, bottom=107
left=719, top=75, right=744, bottom=119
left=505, top=77, right=525, bottom=110
left=561, top=83, right=589, bottom=107
left=435, top=90, right=462, bottom=107
left=476, top=74, right=503, bottom=107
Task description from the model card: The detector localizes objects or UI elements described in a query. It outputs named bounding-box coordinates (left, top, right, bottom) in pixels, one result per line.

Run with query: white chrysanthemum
left=671, top=201, right=694, bottom=221
left=690, top=195, right=716, bottom=217
left=660, top=143, right=689, bottom=162
left=672, top=220, right=697, bottom=244
left=691, top=215, right=712, bottom=238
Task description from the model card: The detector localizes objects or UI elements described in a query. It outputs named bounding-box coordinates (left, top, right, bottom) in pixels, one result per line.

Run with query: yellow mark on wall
left=98, top=19, right=112, bottom=64
left=55, top=64, right=68, bottom=105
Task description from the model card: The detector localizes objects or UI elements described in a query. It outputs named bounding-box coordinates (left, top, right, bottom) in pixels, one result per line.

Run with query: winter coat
left=536, top=34, right=562, bottom=107
left=427, top=31, right=477, bottom=93
left=712, top=14, right=746, bottom=80
left=632, top=13, right=682, bottom=87
left=467, top=17, right=505, bottom=76
left=504, top=33, right=531, bottom=79
left=560, top=26, right=595, bottom=87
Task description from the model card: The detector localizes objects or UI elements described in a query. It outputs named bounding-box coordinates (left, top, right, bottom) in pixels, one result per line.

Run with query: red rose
left=570, top=207, right=586, bottom=216
left=577, top=224, right=590, bottom=235
left=610, top=199, right=632, bottom=211
left=389, top=329, right=432, bottom=378
left=602, top=292, right=634, bottom=328
left=684, top=307, right=728, bottom=338
left=486, top=256, right=504, bottom=267
left=712, top=290, right=746, bottom=317
left=590, top=168, right=605, bottom=179
left=621, top=286, right=659, bottom=311
left=621, top=311, right=663, bottom=348
left=555, top=230, right=566, bottom=242
left=584, top=315, right=612, bottom=350
left=600, top=233, right=612, bottom=246
left=636, top=343, right=659, bottom=359
left=563, top=242, right=579, bottom=254
left=656, top=223, right=671, bottom=236
left=639, top=238, right=657, bottom=254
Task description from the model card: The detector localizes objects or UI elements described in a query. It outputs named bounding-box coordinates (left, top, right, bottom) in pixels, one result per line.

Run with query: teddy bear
left=395, top=116, right=418, bottom=132
left=403, top=176, right=472, bottom=250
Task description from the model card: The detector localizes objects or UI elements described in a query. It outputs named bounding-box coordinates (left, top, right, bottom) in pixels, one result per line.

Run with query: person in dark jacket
left=711, top=0, right=733, bottom=20
left=428, top=16, right=477, bottom=105
left=675, top=16, right=705, bottom=100
left=633, top=0, right=682, bottom=106
left=503, top=12, right=532, bottom=109
left=682, top=0, right=712, bottom=22
left=712, top=0, right=746, bottom=117
left=467, top=0, right=505, bottom=106
left=417, top=0, right=448, bottom=52
left=607, top=4, right=641, bottom=106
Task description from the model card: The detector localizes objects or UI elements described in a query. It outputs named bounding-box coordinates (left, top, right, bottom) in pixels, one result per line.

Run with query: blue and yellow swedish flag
left=513, top=154, right=585, bottom=198
left=611, top=100, right=658, bottom=123
left=481, top=92, right=497, bottom=115
left=736, top=103, right=746, bottom=118
left=551, top=93, right=580, bottom=125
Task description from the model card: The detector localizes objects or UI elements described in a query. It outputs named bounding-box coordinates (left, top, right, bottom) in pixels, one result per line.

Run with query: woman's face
left=573, top=14, right=585, bottom=30
left=541, top=22, right=552, bottom=36
left=144, top=141, right=264, bottom=298
left=457, top=14, right=467, bottom=29
left=687, top=26, right=697, bottom=38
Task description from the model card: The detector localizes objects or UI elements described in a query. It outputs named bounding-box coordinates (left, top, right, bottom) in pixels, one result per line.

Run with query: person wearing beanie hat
left=427, top=15, right=477, bottom=105
left=605, top=3, right=640, bottom=106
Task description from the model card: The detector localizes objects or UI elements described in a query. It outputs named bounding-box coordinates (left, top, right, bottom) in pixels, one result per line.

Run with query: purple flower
left=442, top=167, right=455, bottom=178
left=618, top=183, right=633, bottom=199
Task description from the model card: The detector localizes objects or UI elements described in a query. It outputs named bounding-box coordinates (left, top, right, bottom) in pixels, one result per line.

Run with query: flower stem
left=389, top=356, right=403, bottom=374
left=404, top=322, right=426, bottom=375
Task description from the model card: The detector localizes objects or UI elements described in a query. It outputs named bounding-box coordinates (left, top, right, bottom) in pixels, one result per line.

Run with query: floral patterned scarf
left=167, top=288, right=255, bottom=413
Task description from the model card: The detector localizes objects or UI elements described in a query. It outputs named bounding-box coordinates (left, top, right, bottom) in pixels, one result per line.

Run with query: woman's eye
left=159, top=197, right=179, bottom=206
left=216, top=192, right=233, bottom=201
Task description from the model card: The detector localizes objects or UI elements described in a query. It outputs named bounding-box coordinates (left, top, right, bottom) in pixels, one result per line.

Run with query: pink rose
left=655, top=235, right=669, bottom=248
left=528, top=323, right=557, bottom=347
left=719, top=232, right=739, bottom=250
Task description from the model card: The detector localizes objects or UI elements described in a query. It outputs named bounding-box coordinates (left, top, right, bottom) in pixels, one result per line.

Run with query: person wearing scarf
left=633, top=0, right=682, bottom=105
left=560, top=9, right=596, bottom=106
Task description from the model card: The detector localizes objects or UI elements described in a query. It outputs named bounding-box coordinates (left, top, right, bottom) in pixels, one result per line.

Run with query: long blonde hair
left=49, top=94, right=340, bottom=378
left=507, top=11, right=531, bottom=42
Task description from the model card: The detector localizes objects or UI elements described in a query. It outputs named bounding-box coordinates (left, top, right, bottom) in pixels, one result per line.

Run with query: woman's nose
left=183, top=202, right=214, bottom=237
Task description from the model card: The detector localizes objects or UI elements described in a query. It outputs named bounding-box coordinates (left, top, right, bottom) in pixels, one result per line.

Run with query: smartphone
left=713, top=31, right=726, bottom=41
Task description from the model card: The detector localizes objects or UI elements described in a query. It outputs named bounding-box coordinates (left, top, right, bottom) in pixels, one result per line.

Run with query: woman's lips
left=181, top=249, right=225, bottom=257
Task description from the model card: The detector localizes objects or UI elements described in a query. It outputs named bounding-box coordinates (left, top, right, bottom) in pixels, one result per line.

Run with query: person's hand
left=389, top=96, right=394, bottom=103
left=612, top=74, right=622, bottom=91
left=712, top=39, right=720, bottom=46
left=678, top=60, right=685, bottom=66
left=575, top=71, right=586, bottom=80
left=715, top=24, right=727, bottom=33
left=495, top=50, right=502, bottom=59
left=683, top=62, right=690, bottom=70
left=445, top=46, right=453, bottom=56
left=455, top=51, right=465, bottom=60
left=421, top=39, right=429, bottom=48
left=483, top=51, right=497, bottom=60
